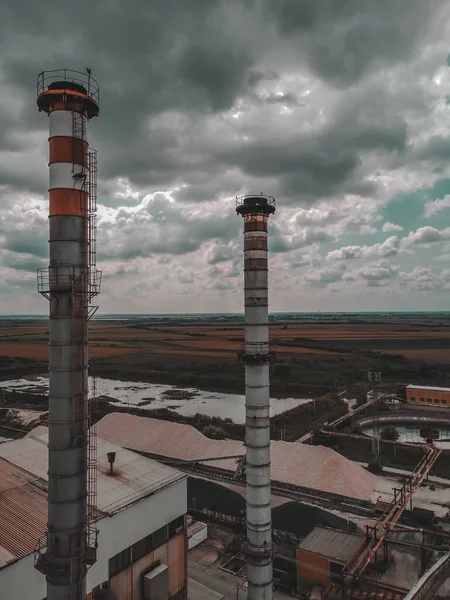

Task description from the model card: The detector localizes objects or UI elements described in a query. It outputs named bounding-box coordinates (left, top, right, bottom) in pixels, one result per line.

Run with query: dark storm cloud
left=267, top=0, right=440, bottom=87
left=0, top=0, right=439, bottom=204
left=0, top=0, right=269, bottom=197
left=0, top=206, right=47, bottom=258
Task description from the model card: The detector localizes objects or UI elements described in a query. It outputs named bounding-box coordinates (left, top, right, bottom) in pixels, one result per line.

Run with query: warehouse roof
left=0, top=430, right=185, bottom=570
left=96, top=413, right=379, bottom=501
left=298, top=526, right=363, bottom=564
left=407, top=384, right=450, bottom=393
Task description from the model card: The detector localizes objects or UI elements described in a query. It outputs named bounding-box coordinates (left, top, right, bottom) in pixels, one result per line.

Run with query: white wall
left=0, top=478, right=186, bottom=600
left=87, top=477, right=187, bottom=589
left=0, top=554, right=42, bottom=600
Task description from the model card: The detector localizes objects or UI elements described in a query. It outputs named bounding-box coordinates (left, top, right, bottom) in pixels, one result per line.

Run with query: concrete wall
left=0, top=478, right=186, bottom=600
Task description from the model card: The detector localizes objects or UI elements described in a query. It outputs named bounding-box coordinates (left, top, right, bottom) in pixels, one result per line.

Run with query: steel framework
left=344, top=445, right=441, bottom=582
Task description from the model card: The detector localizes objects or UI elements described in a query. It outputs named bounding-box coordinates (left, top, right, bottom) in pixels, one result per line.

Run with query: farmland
left=1, top=315, right=450, bottom=401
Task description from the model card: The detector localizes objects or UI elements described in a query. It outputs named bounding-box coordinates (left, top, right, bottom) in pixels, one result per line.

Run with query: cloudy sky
left=2, top=1, right=450, bottom=314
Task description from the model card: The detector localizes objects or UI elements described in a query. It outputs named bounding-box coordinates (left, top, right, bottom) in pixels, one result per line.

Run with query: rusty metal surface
left=0, top=431, right=184, bottom=515
left=109, top=565, right=133, bottom=600
left=298, top=526, right=363, bottom=564
left=110, top=533, right=186, bottom=600
left=0, top=457, right=48, bottom=567
left=167, top=532, right=187, bottom=596
left=0, top=457, right=36, bottom=493
left=0, top=431, right=185, bottom=569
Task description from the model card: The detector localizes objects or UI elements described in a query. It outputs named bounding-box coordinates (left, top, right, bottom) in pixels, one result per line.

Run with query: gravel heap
left=96, top=412, right=378, bottom=501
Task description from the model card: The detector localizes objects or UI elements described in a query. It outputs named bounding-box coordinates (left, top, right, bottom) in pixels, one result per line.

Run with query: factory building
left=296, top=526, right=363, bottom=589
left=406, top=385, right=450, bottom=407
left=0, top=428, right=187, bottom=600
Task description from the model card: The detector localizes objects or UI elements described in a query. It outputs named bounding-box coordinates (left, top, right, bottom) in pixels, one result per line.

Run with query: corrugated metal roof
left=0, top=435, right=49, bottom=480
left=0, top=546, right=16, bottom=567
left=298, top=526, right=363, bottom=564
left=96, top=413, right=379, bottom=501
left=407, top=384, right=450, bottom=393
left=0, top=430, right=185, bottom=569
left=0, top=457, right=48, bottom=568
left=0, top=431, right=185, bottom=515
left=0, top=458, right=35, bottom=494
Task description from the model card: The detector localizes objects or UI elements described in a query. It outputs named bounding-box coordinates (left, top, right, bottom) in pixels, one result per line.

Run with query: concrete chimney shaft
left=236, top=194, right=276, bottom=600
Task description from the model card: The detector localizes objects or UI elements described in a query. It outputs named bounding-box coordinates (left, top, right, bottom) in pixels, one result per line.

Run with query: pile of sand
left=96, top=412, right=379, bottom=501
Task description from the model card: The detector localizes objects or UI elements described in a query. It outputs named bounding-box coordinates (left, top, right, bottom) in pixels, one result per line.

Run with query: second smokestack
left=237, top=193, right=276, bottom=600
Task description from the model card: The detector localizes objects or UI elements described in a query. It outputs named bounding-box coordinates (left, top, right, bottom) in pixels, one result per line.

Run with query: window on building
left=109, top=546, right=132, bottom=578
left=152, top=525, right=169, bottom=549
left=410, top=396, right=415, bottom=402
left=132, top=537, right=148, bottom=562
left=434, top=399, right=440, bottom=404
left=420, top=397, right=425, bottom=402
left=443, top=399, right=447, bottom=405
left=109, top=515, right=185, bottom=577
left=169, top=515, right=185, bottom=538
left=427, top=398, right=432, bottom=403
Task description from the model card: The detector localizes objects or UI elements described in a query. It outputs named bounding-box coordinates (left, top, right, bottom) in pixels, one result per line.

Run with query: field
left=0, top=341, right=138, bottom=360
left=3, top=315, right=450, bottom=399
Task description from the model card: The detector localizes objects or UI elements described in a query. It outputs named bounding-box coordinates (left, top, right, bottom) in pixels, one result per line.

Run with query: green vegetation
left=367, top=461, right=384, bottom=475
left=202, top=425, right=226, bottom=439
left=381, top=426, right=399, bottom=441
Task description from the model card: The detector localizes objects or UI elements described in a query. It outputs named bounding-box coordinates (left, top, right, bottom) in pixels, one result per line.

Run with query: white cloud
left=304, top=265, right=346, bottom=287
left=402, top=226, right=450, bottom=246
left=327, top=236, right=400, bottom=260
left=356, top=260, right=400, bottom=286
left=382, top=222, right=404, bottom=232
left=424, top=195, right=450, bottom=218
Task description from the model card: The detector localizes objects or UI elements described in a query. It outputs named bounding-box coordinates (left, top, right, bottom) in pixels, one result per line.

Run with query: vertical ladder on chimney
left=85, top=147, right=99, bottom=565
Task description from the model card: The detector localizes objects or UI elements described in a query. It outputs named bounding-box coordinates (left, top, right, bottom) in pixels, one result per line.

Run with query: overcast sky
left=2, top=1, right=450, bottom=314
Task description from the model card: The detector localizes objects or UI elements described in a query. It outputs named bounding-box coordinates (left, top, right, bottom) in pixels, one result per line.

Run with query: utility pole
left=368, top=371, right=382, bottom=464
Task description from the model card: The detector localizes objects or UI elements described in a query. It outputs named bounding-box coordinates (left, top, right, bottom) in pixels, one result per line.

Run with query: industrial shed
left=0, top=429, right=188, bottom=600
left=297, top=526, right=363, bottom=589
left=406, top=384, right=450, bottom=408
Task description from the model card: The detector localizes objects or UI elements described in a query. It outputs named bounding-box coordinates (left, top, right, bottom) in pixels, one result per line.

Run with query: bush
left=381, top=426, right=399, bottom=441
left=367, top=461, right=383, bottom=475
left=274, top=364, right=291, bottom=379
left=202, top=425, right=226, bottom=440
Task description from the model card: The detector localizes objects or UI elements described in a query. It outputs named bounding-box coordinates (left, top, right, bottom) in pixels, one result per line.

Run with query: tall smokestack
left=237, top=193, right=276, bottom=600
left=35, top=69, right=101, bottom=600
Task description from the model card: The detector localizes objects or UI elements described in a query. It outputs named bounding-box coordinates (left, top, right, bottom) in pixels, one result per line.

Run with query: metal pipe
left=236, top=194, right=276, bottom=600
left=35, top=69, right=100, bottom=600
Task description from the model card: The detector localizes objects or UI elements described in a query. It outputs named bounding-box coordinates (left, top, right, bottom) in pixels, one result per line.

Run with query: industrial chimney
left=236, top=193, right=276, bottom=600
left=35, top=69, right=101, bottom=600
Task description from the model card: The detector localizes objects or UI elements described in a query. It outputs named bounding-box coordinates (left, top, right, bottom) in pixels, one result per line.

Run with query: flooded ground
left=0, top=376, right=312, bottom=424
